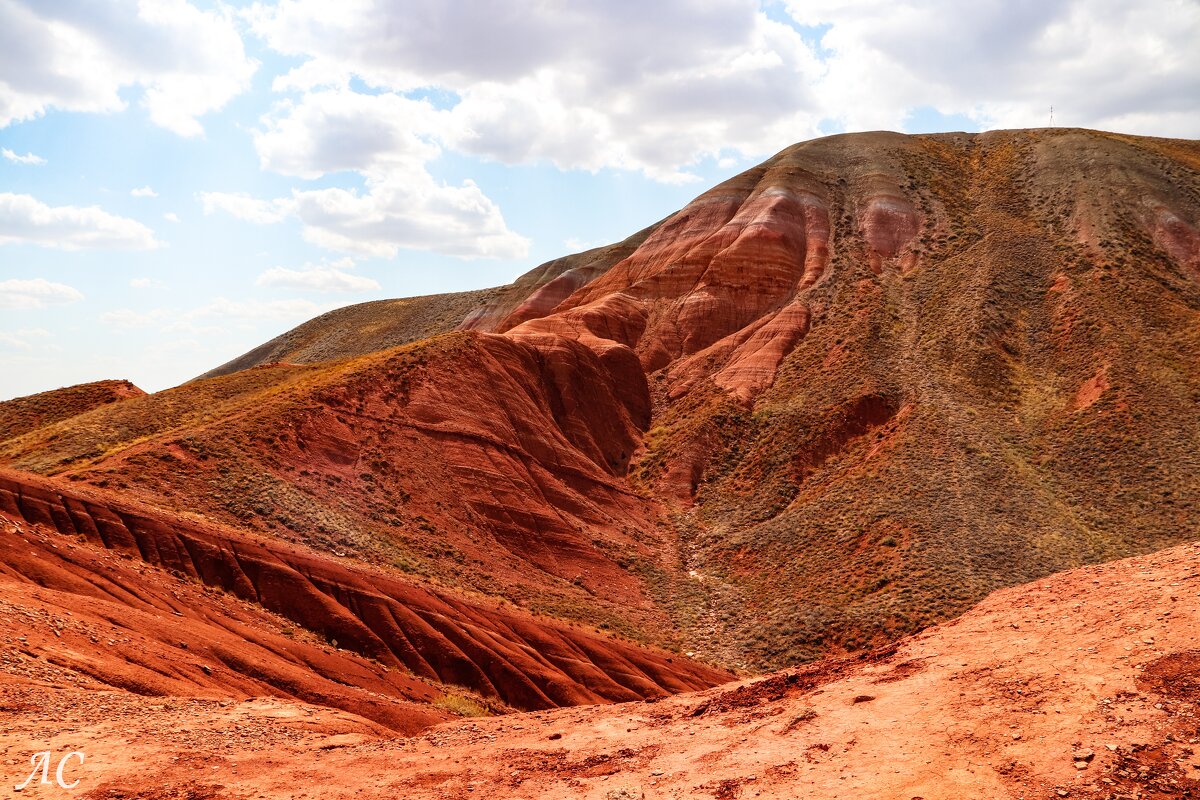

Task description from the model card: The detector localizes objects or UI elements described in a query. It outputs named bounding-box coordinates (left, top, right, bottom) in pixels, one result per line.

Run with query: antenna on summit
left=1049, top=106, right=1054, bottom=127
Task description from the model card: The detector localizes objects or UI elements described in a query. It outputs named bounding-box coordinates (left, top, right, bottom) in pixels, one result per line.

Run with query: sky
left=1, top=0, right=1198, bottom=400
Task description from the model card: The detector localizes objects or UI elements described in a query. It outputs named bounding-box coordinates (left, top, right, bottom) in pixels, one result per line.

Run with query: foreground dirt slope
left=0, top=469, right=728, bottom=719
left=5, top=537, right=1199, bottom=799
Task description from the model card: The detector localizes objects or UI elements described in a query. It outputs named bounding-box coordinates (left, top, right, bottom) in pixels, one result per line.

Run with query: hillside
left=0, top=469, right=728, bottom=721
left=0, top=379, right=144, bottom=442
left=2, top=127, right=1198, bottom=682
left=5, top=529, right=1199, bottom=798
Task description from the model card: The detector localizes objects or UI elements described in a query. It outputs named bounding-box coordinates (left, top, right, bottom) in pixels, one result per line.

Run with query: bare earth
left=4, top=536, right=1199, bottom=799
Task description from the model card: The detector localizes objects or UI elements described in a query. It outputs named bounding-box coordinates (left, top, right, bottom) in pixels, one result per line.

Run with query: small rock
left=606, top=789, right=643, bottom=800
left=548, top=732, right=562, bottom=740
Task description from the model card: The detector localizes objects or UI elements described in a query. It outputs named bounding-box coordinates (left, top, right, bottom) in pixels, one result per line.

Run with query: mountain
left=1, top=127, right=1198, bottom=721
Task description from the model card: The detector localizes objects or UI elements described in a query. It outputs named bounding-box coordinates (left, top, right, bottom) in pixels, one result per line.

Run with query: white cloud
left=563, top=237, right=604, bottom=252
left=201, top=167, right=529, bottom=259
left=101, top=307, right=170, bottom=328
left=786, top=0, right=1200, bottom=136
left=1, top=147, right=44, bottom=165
left=103, top=297, right=334, bottom=333
left=249, top=1, right=824, bottom=183
left=163, top=212, right=180, bottom=223
left=288, top=175, right=529, bottom=258
left=0, top=327, right=50, bottom=349
left=254, top=89, right=446, bottom=178
left=244, top=0, right=1200, bottom=198
left=0, top=193, right=160, bottom=250
left=239, top=87, right=529, bottom=258
left=257, top=257, right=381, bottom=293
left=130, top=277, right=165, bottom=289
left=219, top=3, right=827, bottom=261
left=131, top=185, right=158, bottom=198
left=199, top=191, right=293, bottom=224
left=0, top=278, right=84, bottom=309
left=0, top=0, right=257, bottom=137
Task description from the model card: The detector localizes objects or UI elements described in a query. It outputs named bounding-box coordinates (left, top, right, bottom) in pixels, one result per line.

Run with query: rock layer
left=0, top=468, right=728, bottom=719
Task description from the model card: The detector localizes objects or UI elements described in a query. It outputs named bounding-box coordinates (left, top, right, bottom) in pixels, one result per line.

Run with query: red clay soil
left=5, top=537, right=1200, bottom=798
left=0, top=469, right=729, bottom=719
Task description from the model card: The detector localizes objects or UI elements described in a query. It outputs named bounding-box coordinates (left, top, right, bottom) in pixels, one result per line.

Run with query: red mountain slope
left=0, top=468, right=728, bottom=724
left=0, top=380, right=144, bottom=442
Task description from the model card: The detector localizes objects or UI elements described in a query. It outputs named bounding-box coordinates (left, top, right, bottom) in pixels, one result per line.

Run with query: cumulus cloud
left=131, top=186, right=158, bottom=198
left=1, top=147, right=44, bottom=165
left=786, top=0, right=1200, bottom=136
left=211, top=3, right=818, bottom=260
left=257, top=258, right=381, bottom=293
left=0, top=193, right=160, bottom=250
left=254, top=89, right=446, bottom=178
left=243, top=0, right=1200, bottom=195
left=201, top=171, right=529, bottom=259
left=0, top=327, right=50, bottom=350
left=0, top=278, right=84, bottom=309
left=0, top=0, right=257, bottom=137
left=291, top=175, right=529, bottom=258
left=102, top=297, right=332, bottom=333
left=163, top=212, right=180, bottom=223
left=248, top=1, right=824, bottom=182
left=199, top=191, right=292, bottom=224
left=227, top=86, right=530, bottom=258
